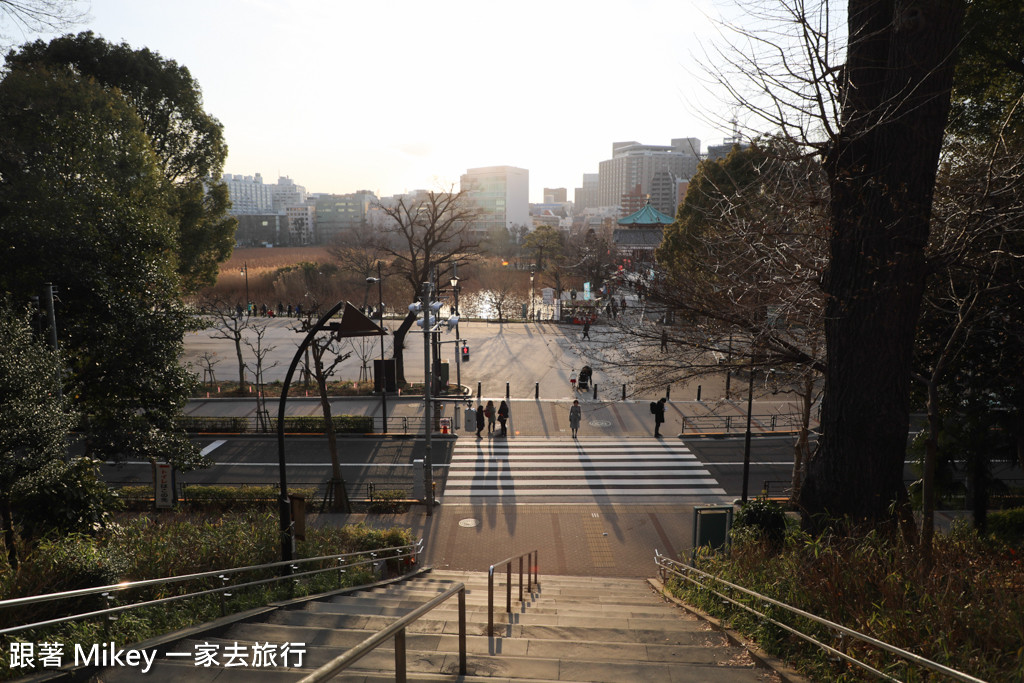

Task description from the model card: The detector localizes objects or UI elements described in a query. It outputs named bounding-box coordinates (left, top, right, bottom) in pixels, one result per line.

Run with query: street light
left=450, top=273, right=462, bottom=397
left=240, top=262, right=250, bottom=316
left=530, top=270, right=535, bottom=321
left=366, top=262, right=388, bottom=433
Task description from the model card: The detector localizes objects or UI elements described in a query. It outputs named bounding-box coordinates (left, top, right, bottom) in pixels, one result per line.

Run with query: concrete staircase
left=94, top=570, right=786, bottom=682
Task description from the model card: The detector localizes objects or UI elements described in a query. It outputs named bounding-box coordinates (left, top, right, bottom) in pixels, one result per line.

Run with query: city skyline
left=20, top=0, right=740, bottom=203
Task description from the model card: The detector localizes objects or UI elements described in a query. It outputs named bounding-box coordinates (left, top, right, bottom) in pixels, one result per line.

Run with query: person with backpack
left=652, top=397, right=667, bottom=437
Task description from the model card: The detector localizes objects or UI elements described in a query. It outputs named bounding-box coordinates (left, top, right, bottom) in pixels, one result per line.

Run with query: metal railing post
left=395, top=628, right=406, bottom=683
left=488, top=567, right=494, bottom=636
left=458, top=587, right=467, bottom=674
left=519, top=556, right=524, bottom=604
left=506, top=561, right=512, bottom=614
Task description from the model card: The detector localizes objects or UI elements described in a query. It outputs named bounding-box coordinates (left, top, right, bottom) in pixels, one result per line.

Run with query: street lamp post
left=528, top=270, right=536, bottom=321
left=741, top=362, right=755, bottom=503
left=420, top=281, right=434, bottom=516
left=367, top=262, right=388, bottom=433
left=240, top=262, right=250, bottom=316
left=450, top=273, right=462, bottom=396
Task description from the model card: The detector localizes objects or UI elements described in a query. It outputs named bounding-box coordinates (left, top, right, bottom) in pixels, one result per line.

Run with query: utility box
left=692, top=505, right=733, bottom=557
left=373, top=358, right=397, bottom=392
left=436, top=360, right=450, bottom=388
left=413, top=459, right=425, bottom=501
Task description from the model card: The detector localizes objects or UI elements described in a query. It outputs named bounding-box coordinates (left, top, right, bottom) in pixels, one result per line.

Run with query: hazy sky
left=22, top=0, right=738, bottom=202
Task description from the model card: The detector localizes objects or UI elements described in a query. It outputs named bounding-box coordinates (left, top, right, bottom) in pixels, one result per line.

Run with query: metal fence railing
left=180, top=415, right=445, bottom=436
left=654, top=550, right=986, bottom=683
left=680, top=413, right=806, bottom=434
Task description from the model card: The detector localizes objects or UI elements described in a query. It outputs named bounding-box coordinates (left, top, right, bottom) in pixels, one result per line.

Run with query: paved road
left=183, top=317, right=745, bottom=403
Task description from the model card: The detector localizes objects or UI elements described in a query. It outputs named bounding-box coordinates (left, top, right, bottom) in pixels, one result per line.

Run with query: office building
left=597, top=139, right=700, bottom=209
left=460, top=166, right=530, bottom=238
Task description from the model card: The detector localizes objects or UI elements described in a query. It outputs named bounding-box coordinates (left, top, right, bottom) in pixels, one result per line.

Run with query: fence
left=680, top=412, right=805, bottom=434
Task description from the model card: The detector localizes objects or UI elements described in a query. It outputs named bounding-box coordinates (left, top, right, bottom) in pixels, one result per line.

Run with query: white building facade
left=460, top=165, right=530, bottom=238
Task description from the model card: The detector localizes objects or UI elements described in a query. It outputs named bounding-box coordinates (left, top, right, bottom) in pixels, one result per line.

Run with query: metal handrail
left=487, top=550, right=539, bottom=636
left=0, top=540, right=423, bottom=637
left=298, top=581, right=467, bottom=683
left=654, top=550, right=987, bottom=683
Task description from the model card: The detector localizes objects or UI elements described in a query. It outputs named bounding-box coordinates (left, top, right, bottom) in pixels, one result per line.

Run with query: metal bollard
left=697, top=385, right=702, bottom=401
left=593, top=383, right=597, bottom=399
left=506, top=382, right=510, bottom=399
left=622, top=384, right=626, bottom=401
left=477, top=382, right=481, bottom=399
left=535, top=382, right=539, bottom=399
left=666, top=384, right=671, bottom=400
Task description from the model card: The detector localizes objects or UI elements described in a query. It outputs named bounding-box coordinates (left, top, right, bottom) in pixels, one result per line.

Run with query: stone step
left=96, top=636, right=761, bottom=683
left=320, top=594, right=676, bottom=618
left=224, top=622, right=731, bottom=660
left=260, top=610, right=721, bottom=645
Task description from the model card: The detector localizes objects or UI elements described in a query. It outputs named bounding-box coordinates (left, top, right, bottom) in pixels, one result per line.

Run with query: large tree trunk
left=801, top=0, right=964, bottom=529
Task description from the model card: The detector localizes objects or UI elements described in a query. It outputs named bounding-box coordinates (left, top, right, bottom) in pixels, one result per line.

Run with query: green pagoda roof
left=617, top=200, right=674, bottom=226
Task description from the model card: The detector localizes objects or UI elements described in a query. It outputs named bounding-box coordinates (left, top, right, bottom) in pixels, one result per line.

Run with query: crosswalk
left=442, top=438, right=727, bottom=501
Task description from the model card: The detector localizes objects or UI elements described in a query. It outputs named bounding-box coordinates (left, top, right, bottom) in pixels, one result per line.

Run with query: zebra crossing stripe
left=442, top=438, right=726, bottom=498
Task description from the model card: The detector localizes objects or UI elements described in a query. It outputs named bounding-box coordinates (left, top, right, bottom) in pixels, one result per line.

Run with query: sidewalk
left=186, top=395, right=814, bottom=438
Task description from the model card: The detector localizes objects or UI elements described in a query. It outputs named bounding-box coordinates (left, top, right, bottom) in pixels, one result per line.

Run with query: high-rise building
left=286, top=204, right=316, bottom=245
left=314, top=191, right=378, bottom=244
left=574, top=173, right=600, bottom=214
left=543, top=187, right=567, bottom=203
left=273, top=176, right=307, bottom=212
left=460, top=166, right=530, bottom=238
left=223, top=173, right=274, bottom=215
left=597, top=139, right=700, bottom=209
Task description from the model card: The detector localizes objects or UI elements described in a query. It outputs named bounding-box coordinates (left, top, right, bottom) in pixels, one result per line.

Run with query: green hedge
left=987, top=507, right=1024, bottom=545
left=180, top=415, right=374, bottom=434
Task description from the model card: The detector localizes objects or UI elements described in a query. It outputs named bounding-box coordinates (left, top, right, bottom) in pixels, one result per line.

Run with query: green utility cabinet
left=692, top=505, right=734, bottom=557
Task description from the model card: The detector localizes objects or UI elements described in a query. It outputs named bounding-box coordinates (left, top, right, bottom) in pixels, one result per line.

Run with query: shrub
left=367, top=489, right=411, bottom=514
left=987, top=507, right=1024, bottom=546
left=733, top=496, right=787, bottom=548
left=11, top=457, right=123, bottom=538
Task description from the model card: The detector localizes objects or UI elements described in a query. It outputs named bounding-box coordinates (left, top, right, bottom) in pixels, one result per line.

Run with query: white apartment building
left=222, top=173, right=274, bottom=215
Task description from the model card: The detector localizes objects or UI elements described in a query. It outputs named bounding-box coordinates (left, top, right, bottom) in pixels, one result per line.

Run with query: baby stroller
left=578, top=366, right=593, bottom=391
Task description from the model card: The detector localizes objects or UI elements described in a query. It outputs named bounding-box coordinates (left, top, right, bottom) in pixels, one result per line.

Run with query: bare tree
left=598, top=141, right=828, bottom=500
left=913, top=130, right=1024, bottom=554
left=700, top=0, right=965, bottom=530
left=202, top=297, right=253, bottom=390
left=0, top=0, right=87, bottom=48
left=242, top=320, right=279, bottom=432
left=295, top=314, right=352, bottom=513
left=374, top=188, right=483, bottom=299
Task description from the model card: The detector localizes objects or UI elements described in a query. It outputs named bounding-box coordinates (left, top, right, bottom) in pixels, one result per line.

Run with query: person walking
left=570, top=369, right=577, bottom=392
left=568, top=399, right=582, bottom=438
left=653, top=397, right=667, bottom=437
left=475, top=404, right=485, bottom=438
left=582, top=320, right=591, bottom=340
left=497, top=400, right=509, bottom=436
left=485, top=400, right=496, bottom=434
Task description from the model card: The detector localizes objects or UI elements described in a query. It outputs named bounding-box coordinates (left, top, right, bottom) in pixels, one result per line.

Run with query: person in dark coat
left=569, top=400, right=582, bottom=438
left=654, top=397, right=667, bottom=437
left=485, top=400, right=496, bottom=434
left=582, top=320, right=590, bottom=340
left=497, top=400, right=509, bottom=436
left=475, top=405, right=485, bottom=438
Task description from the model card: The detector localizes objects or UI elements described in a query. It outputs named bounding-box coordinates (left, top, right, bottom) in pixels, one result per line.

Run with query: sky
left=17, top=0, right=741, bottom=203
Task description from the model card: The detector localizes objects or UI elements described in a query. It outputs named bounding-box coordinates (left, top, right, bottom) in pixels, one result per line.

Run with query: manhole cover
left=458, top=518, right=480, bottom=528
left=589, top=419, right=612, bottom=427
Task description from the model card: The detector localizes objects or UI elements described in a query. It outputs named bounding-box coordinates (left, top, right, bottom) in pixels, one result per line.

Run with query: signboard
left=154, top=462, right=175, bottom=509
left=542, top=287, right=555, bottom=306
left=583, top=282, right=591, bottom=301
